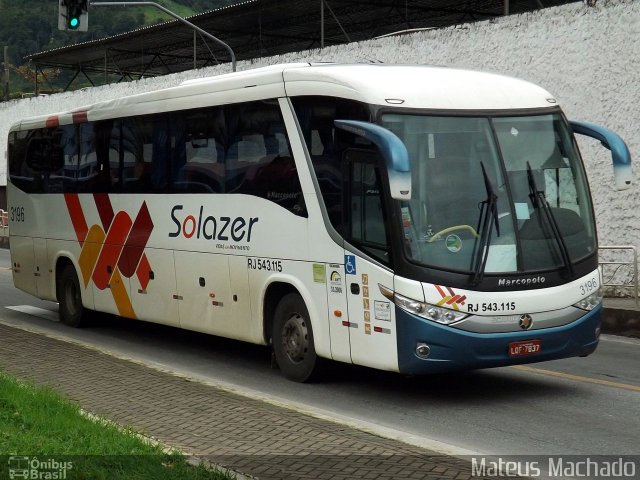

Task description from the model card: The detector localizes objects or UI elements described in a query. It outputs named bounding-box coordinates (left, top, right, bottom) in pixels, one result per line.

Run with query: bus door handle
left=350, top=283, right=360, bottom=295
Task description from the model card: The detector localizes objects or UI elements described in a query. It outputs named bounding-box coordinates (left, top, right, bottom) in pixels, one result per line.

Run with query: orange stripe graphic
left=110, top=268, right=136, bottom=319
left=78, top=224, right=106, bottom=287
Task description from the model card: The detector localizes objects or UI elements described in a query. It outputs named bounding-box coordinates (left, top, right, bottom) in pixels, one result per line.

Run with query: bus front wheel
left=57, top=264, right=86, bottom=327
left=273, top=293, right=318, bottom=382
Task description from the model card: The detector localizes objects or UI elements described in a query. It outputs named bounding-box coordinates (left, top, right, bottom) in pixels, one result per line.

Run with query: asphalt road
left=0, top=248, right=638, bottom=457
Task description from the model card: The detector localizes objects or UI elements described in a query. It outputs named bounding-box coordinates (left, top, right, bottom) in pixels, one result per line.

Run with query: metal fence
left=0, top=210, right=8, bottom=239
left=598, top=245, right=638, bottom=307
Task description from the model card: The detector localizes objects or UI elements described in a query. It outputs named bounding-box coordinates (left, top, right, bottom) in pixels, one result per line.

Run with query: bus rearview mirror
left=334, top=120, right=411, bottom=200
left=570, top=120, right=632, bottom=191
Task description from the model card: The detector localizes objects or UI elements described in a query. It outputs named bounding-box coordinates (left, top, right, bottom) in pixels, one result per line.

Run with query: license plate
left=508, top=340, right=541, bottom=356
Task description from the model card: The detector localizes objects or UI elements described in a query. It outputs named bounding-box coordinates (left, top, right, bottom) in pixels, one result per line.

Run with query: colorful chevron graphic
left=434, top=284, right=467, bottom=311
left=64, top=193, right=154, bottom=319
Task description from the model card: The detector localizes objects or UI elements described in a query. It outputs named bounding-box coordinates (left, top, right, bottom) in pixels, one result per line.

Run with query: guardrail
left=0, top=210, right=8, bottom=239
left=599, top=245, right=638, bottom=308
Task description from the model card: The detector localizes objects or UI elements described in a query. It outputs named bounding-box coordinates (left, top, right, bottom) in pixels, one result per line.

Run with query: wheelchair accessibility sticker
left=345, top=255, right=356, bottom=275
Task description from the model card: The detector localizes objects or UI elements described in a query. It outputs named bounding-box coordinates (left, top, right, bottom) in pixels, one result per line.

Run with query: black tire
left=57, top=264, right=86, bottom=327
left=272, top=293, right=318, bottom=382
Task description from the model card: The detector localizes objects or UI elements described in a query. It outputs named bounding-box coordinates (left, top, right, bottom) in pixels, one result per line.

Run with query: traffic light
left=58, top=0, right=89, bottom=31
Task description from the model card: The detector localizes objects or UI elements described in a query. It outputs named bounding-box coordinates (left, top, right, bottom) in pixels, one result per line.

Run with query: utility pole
left=3, top=46, right=9, bottom=101
left=89, top=1, right=236, bottom=72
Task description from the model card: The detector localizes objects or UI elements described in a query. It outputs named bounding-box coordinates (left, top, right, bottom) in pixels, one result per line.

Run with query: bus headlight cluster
left=573, top=288, right=603, bottom=311
left=387, top=290, right=468, bottom=325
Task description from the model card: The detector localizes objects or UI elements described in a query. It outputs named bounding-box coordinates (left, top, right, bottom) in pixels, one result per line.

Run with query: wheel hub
left=282, top=313, right=309, bottom=364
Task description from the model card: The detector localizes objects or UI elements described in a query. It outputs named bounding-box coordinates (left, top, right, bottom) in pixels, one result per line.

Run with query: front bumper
left=396, top=304, right=601, bottom=375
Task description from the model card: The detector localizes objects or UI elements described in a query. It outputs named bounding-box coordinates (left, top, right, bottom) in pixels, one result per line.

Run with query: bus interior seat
left=426, top=156, right=482, bottom=232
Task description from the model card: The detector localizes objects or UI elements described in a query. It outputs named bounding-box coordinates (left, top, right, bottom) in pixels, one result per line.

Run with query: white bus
left=7, top=63, right=632, bottom=381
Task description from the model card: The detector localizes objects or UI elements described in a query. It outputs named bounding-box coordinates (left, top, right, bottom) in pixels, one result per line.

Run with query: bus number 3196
left=10, top=206, right=24, bottom=222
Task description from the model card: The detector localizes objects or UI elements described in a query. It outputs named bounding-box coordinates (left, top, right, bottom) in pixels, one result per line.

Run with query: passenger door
left=343, top=150, right=399, bottom=372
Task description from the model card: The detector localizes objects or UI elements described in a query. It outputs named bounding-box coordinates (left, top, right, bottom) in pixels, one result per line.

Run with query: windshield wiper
left=471, top=162, right=500, bottom=286
left=526, top=161, right=574, bottom=275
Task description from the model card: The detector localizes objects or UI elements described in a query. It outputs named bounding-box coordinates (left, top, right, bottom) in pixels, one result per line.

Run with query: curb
left=602, top=306, right=640, bottom=339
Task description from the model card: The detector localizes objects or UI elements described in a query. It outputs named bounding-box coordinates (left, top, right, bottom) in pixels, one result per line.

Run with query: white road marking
left=6, top=305, right=59, bottom=322
left=599, top=334, right=640, bottom=346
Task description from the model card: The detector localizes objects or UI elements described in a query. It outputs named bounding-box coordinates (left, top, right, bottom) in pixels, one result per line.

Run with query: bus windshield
left=380, top=112, right=596, bottom=274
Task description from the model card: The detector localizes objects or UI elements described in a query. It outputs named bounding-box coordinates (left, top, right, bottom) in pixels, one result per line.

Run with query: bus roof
left=11, top=63, right=557, bottom=131
left=284, top=63, right=557, bottom=110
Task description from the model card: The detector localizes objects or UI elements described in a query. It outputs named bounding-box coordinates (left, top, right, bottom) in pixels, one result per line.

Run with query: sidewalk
left=0, top=323, right=488, bottom=480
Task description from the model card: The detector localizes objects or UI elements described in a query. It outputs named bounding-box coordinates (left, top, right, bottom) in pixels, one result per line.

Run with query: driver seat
left=426, top=156, right=481, bottom=233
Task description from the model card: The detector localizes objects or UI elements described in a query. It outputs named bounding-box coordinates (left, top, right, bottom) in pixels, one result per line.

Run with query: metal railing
left=599, top=245, right=638, bottom=307
left=0, top=210, right=8, bottom=239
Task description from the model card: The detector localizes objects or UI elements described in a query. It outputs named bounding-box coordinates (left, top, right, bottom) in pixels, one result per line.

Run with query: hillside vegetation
left=0, top=1, right=234, bottom=71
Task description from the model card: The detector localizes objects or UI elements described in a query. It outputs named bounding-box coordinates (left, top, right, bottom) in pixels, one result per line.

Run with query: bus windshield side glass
left=381, top=113, right=596, bottom=274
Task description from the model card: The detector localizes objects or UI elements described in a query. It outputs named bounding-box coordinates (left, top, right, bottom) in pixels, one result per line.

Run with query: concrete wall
left=1, top=0, right=638, bottom=250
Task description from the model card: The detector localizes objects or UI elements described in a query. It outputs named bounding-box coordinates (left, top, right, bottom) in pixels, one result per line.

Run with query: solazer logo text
left=169, top=205, right=259, bottom=242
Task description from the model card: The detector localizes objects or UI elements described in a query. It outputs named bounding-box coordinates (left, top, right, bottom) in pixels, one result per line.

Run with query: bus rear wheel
left=57, top=264, right=86, bottom=327
left=273, top=293, right=318, bottom=382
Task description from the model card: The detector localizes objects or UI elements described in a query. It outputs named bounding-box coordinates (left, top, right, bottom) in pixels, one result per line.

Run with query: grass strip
left=0, top=371, right=233, bottom=479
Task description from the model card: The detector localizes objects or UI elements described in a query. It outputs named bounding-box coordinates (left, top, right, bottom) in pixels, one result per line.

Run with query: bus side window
left=77, top=122, right=99, bottom=193
left=8, top=131, right=30, bottom=192
left=90, top=120, right=115, bottom=193
left=55, top=124, right=77, bottom=194
left=225, top=100, right=306, bottom=216
left=290, top=96, right=371, bottom=234
left=178, top=107, right=226, bottom=193
left=225, top=102, right=271, bottom=192
left=250, top=155, right=307, bottom=216
left=345, top=148, right=390, bottom=265
left=119, top=117, right=154, bottom=193
left=21, top=127, right=66, bottom=194
left=149, top=113, right=187, bottom=194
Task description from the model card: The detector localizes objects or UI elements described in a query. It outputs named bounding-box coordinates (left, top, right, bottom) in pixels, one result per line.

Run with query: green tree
left=0, top=0, right=236, bottom=95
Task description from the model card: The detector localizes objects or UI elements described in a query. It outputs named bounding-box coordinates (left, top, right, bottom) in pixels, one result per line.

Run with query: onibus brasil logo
left=8, top=456, right=73, bottom=479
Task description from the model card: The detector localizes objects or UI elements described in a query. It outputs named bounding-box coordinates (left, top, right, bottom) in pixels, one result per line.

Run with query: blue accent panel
left=396, top=305, right=601, bottom=375
left=344, top=255, right=356, bottom=275
left=334, top=120, right=410, bottom=173
left=570, top=121, right=631, bottom=168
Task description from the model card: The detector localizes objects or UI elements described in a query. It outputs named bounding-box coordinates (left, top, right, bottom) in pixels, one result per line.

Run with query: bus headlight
left=424, top=305, right=468, bottom=325
left=380, top=286, right=468, bottom=325
left=573, top=288, right=603, bottom=311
